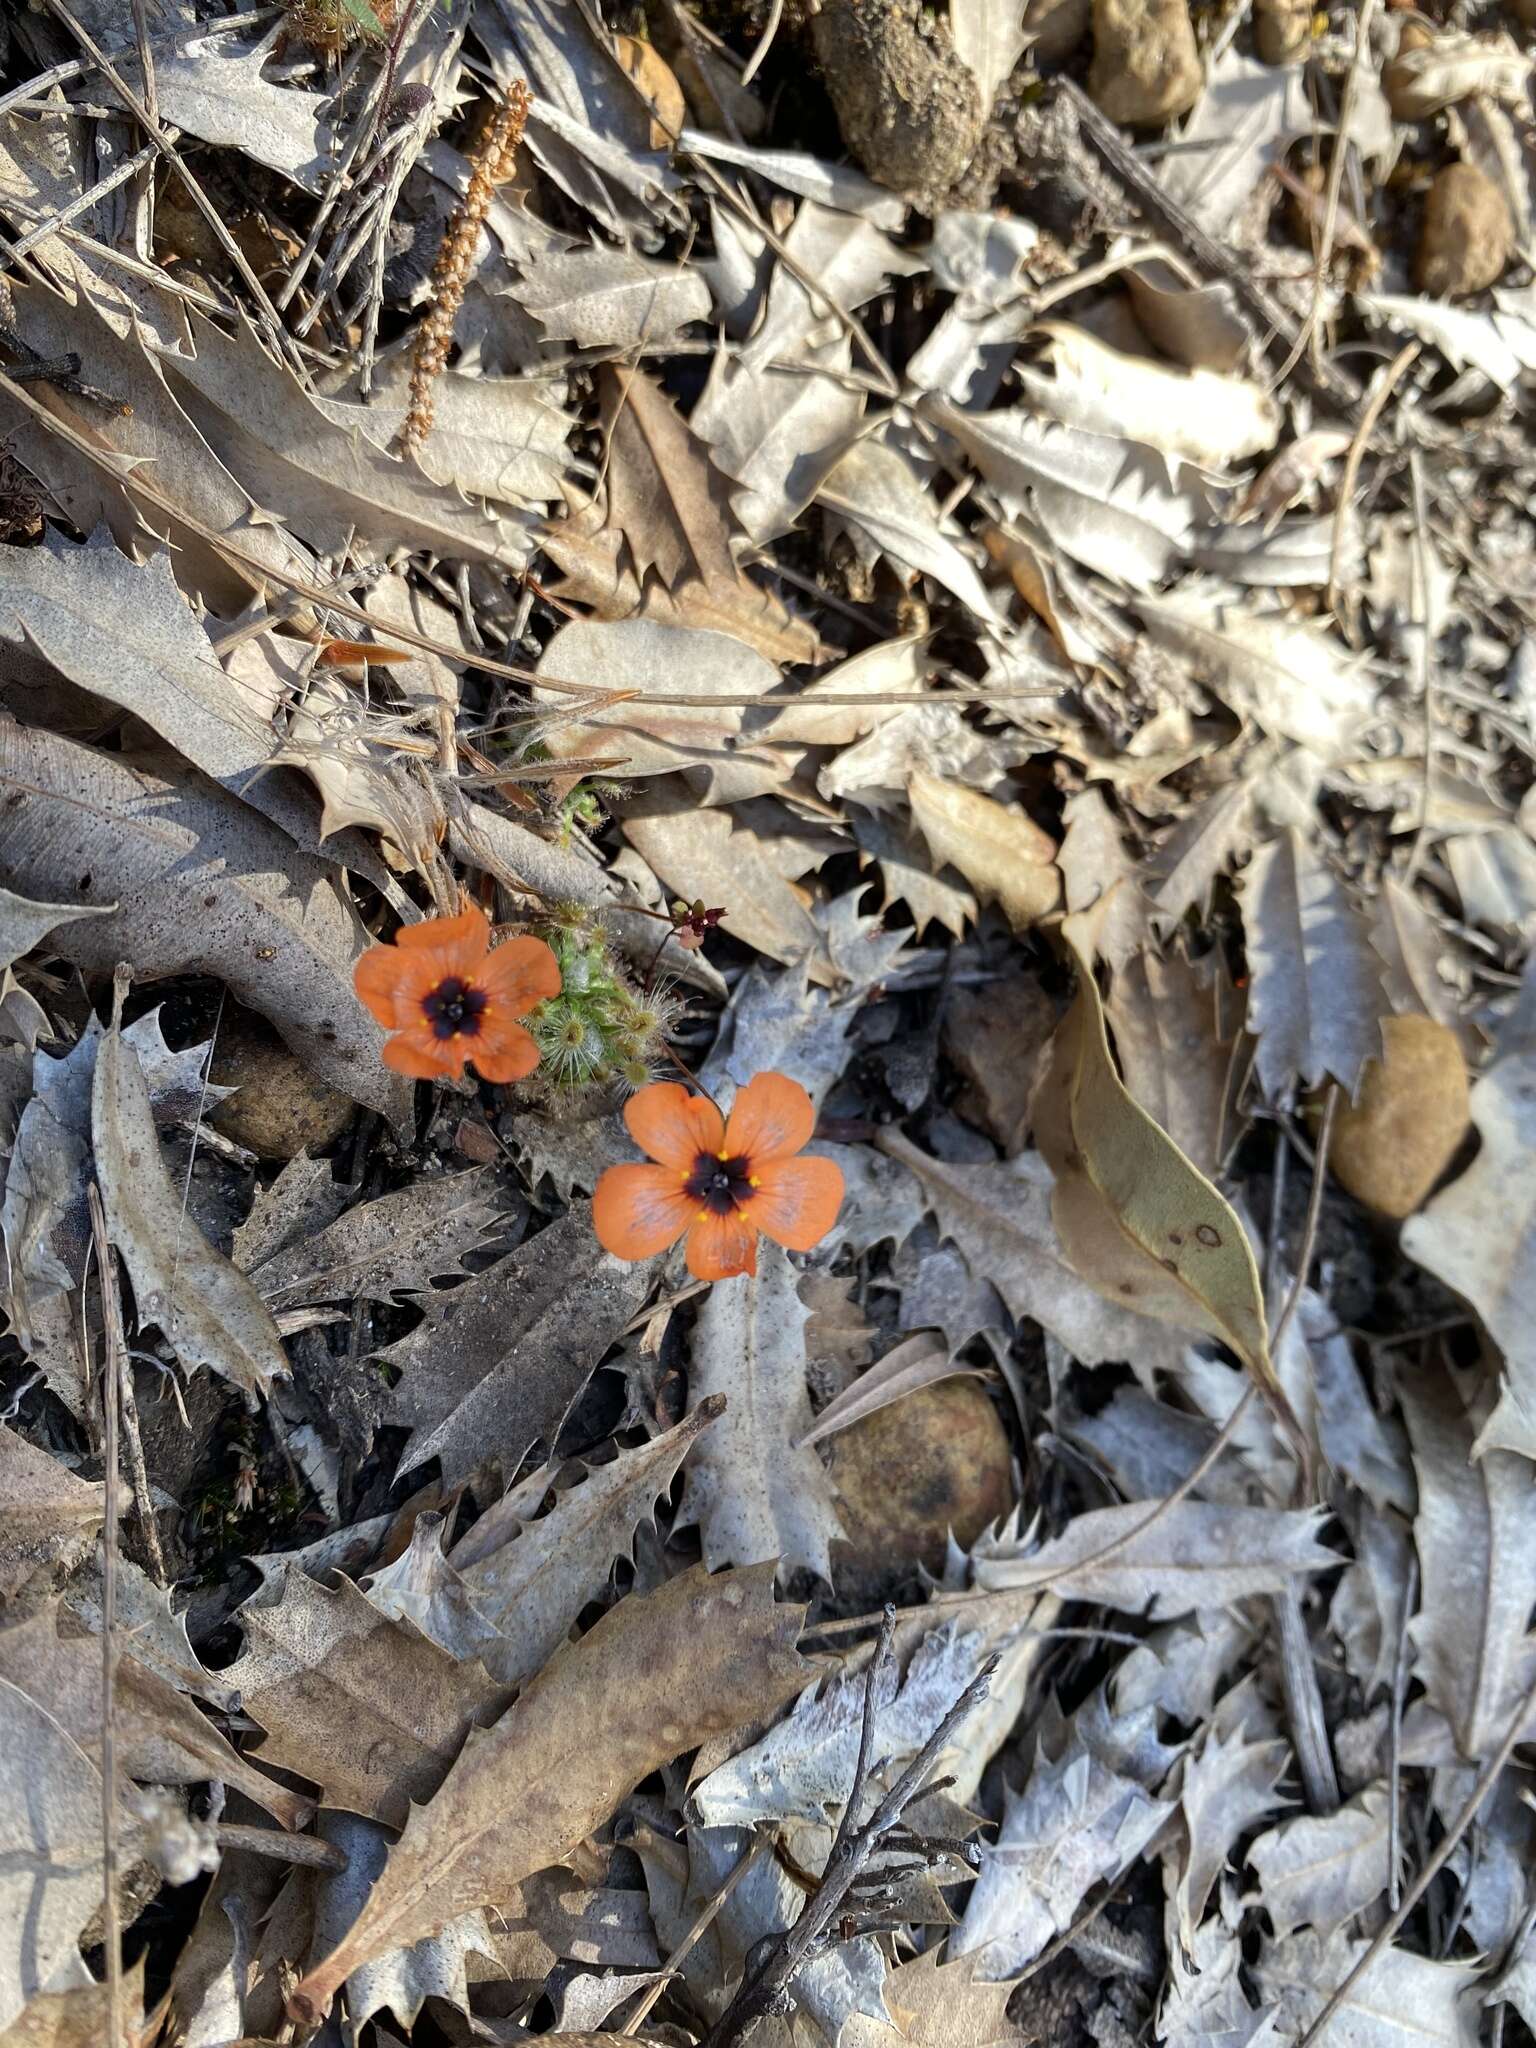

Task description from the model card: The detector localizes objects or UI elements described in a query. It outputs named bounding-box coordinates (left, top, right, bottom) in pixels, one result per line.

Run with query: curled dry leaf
left=289, top=1563, right=807, bottom=2021
left=93, top=1011, right=289, bottom=1397
left=1032, top=942, right=1292, bottom=1437
left=1017, top=324, right=1281, bottom=470
left=906, top=769, right=1061, bottom=930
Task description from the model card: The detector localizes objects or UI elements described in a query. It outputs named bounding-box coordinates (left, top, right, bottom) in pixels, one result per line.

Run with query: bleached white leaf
left=0, top=884, right=110, bottom=973
left=1254, top=1930, right=1478, bottom=2048
left=1136, top=592, right=1375, bottom=762
left=952, top=1733, right=1173, bottom=1977
left=1017, top=325, right=1280, bottom=470
left=0, top=1678, right=106, bottom=2031
left=1445, top=825, right=1536, bottom=934
left=1400, top=1372, right=1536, bottom=1761
left=1169, top=1726, right=1289, bottom=1952
left=1161, top=1911, right=1279, bottom=2048
left=926, top=397, right=1210, bottom=591
left=1384, top=28, right=1533, bottom=117
left=969, top=1500, right=1335, bottom=1615
left=1246, top=1784, right=1392, bottom=1940
left=1401, top=1040, right=1536, bottom=1465
left=512, top=244, right=711, bottom=348
left=694, top=1622, right=997, bottom=1836
left=743, top=202, right=925, bottom=371
left=1237, top=829, right=1388, bottom=1100
left=818, top=434, right=1012, bottom=630
left=1357, top=292, right=1525, bottom=390
left=346, top=361, right=575, bottom=510
left=680, top=1242, right=843, bottom=1580
left=926, top=211, right=1037, bottom=311
left=1160, top=50, right=1311, bottom=235
left=678, top=128, right=907, bottom=229
left=141, top=35, right=332, bottom=190
left=950, top=0, right=1027, bottom=109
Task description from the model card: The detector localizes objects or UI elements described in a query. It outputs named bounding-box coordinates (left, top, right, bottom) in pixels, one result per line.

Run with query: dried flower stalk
left=394, top=77, right=532, bottom=458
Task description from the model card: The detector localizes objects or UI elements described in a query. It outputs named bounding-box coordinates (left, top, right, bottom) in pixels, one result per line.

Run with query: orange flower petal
left=750, top=1154, right=844, bottom=1253
left=624, top=1082, right=724, bottom=1172
left=394, top=905, right=490, bottom=960
left=479, top=934, right=562, bottom=1016
left=354, top=943, right=408, bottom=1028
left=686, top=1207, right=758, bottom=1282
left=382, top=1030, right=466, bottom=1080
left=467, top=1022, right=541, bottom=1085
left=593, top=1163, right=694, bottom=1261
left=724, top=1071, right=815, bottom=1166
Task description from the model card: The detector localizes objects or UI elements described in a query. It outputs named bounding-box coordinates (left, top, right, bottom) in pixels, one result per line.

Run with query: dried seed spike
left=394, top=78, right=533, bottom=458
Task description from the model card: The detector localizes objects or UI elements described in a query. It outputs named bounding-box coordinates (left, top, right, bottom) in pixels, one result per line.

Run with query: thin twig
left=212, top=1823, right=349, bottom=1872
left=621, top=1835, right=771, bottom=2036
left=1387, top=1553, right=1418, bottom=1911
left=1271, top=1584, right=1340, bottom=1814
left=1296, top=1662, right=1536, bottom=2048
left=88, top=1182, right=125, bottom=2048
left=1327, top=341, right=1420, bottom=639
left=1271, top=1082, right=1338, bottom=1362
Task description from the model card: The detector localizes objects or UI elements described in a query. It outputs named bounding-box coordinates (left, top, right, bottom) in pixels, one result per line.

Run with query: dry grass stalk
left=393, top=77, right=532, bottom=458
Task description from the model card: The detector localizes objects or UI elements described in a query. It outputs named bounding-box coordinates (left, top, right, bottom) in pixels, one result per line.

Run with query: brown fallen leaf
left=907, top=769, right=1061, bottom=931
left=289, top=1563, right=807, bottom=2021
left=1033, top=942, right=1295, bottom=1442
left=0, top=1423, right=104, bottom=1604
left=0, top=1957, right=151, bottom=2048
left=541, top=365, right=821, bottom=668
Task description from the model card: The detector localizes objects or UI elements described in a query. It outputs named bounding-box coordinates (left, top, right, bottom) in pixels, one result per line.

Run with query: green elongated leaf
left=1034, top=941, right=1295, bottom=1440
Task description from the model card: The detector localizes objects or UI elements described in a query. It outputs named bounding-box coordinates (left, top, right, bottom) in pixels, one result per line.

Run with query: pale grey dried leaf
left=819, top=702, right=1036, bottom=813
left=1246, top=1784, right=1392, bottom=1940
left=693, top=338, right=863, bottom=542
left=677, top=128, right=907, bottom=228
left=1016, top=326, right=1279, bottom=469
left=313, top=1812, right=495, bottom=2038
left=0, top=885, right=109, bottom=973
left=694, top=1622, right=998, bottom=1834
left=549, top=1970, right=663, bottom=2034
left=876, top=1130, right=1191, bottom=1377
left=1191, top=515, right=1363, bottom=590
left=245, top=1168, right=504, bottom=1309
left=66, top=1553, right=237, bottom=1711
left=759, top=633, right=928, bottom=749
left=0, top=1679, right=106, bottom=2031
left=1237, top=829, right=1387, bottom=1100
left=926, top=398, right=1211, bottom=591
left=383, top=1204, right=653, bottom=1488
left=680, top=1242, right=843, bottom=1580
left=1329, top=1503, right=1415, bottom=1700
left=1058, top=786, right=1153, bottom=972
left=1357, top=292, right=1526, bottom=390
left=1402, top=1048, right=1536, bottom=1463
left=1369, top=877, right=1473, bottom=1053
left=952, top=1733, right=1172, bottom=1977
left=1444, top=824, right=1536, bottom=934
left=1107, top=949, right=1236, bottom=1180
left=231, top=1156, right=349, bottom=1273
left=1160, top=1910, right=1279, bottom=2048
left=744, top=204, right=924, bottom=373
left=0, top=1425, right=103, bottom=1605
left=854, top=811, right=978, bottom=939
left=622, top=797, right=829, bottom=974
left=371, top=1403, right=721, bottom=1688
left=93, top=1019, right=288, bottom=1396
left=0, top=717, right=407, bottom=1120
left=1400, top=1372, right=1536, bottom=1762
left=346, top=360, right=575, bottom=512
left=1304, top=1295, right=1414, bottom=1517
left=950, top=0, right=1027, bottom=105
left=1066, top=1385, right=1232, bottom=1505
left=818, top=434, right=1011, bottom=630
left=1135, top=592, right=1376, bottom=762
left=513, top=244, right=710, bottom=347
left=797, top=1334, right=969, bottom=1448
left=925, top=211, right=1037, bottom=311
left=1170, top=1726, right=1289, bottom=1952
left=1150, top=782, right=1258, bottom=927
left=907, top=296, right=1033, bottom=408
left=1161, top=50, right=1310, bottom=235
left=1254, top=1930, right=1478, bottom=2048
left=142, top=35, right=331, bottom=188
left=969, top=1500, right=1334, bottom=1615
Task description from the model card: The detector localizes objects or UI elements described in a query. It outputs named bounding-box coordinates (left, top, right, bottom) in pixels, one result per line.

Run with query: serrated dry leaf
left=513, top=245, right=711, bottom=348
left=680, top=1241, right=844, bottom=1581
left=223, top=1562, right=506, bottom=1827
left=1058, top=786, right=1153, bottom=971
left=1238, top=830, right=1388, bottom=1103
left=1400, top=1372, right=1536, bottom=1763
left=843, top=1947, right=1016, bottom=2048
left=1107, top=949, right=1240, bottom=1180
left=0, top=716, right=408, bottom=1120
left=1254, top=1931, right=1478, bottom=2048
left=1247, top=1784, right=1392, bottom=1940
left=0, top=1957, right=150, bottom=2048
left=0, top=1424, right=103, bottom=1602
left=1401, top=1040, right=1536, bottom=1462
left=369, top=1402, right=723, bottom=1688
left=242, top=1167, right=504, bottom=1309
left=1161, top=1912, right=1278, bottom=2048
left=139, top=33, right=333, bottom=188
left=817, top=433, right=1011, bottom=631
left=542, top=364, right=821, bottom=666
left=290, top=1563, right=807, bottom=2020
left=693, top=337, right=864, bottom=542
left=93, top=1012, right=288, bottom=1396
left=268, top=665, right=445, bottom=866
left=1169, top=1725, right=1289, bottom=1952
left=968, top=1500, right=1334, bottom=1614
left=950, top=0, right=1026, bottom=105
left=759, top=633, right=928, bottom=749
left=952, top=1729, right=1173, bottom=1977
left=906, top=769, right=1061, bottom=929
left=875, top=1128, right=1191, bottom=1375
left=1033, top=942, right=1284, bottom=1424
left=1017, top=325, right=1280, bottom=469
left=1383, top=27, right=1532, bottom=117
left=1370, top=877, right=1473, bottom=1053
left=0, top=885, right=109, bottom=972
left=1356, top=292, right=1529, bottom=391
left=1151, top=781, right=1259, bottom=928
left=621, top=792, right=829, bottom=976
left=0, top=1678, right=106, bottom=2031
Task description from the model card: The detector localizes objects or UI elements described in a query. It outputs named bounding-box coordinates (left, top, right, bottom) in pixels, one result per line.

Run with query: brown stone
left=211, top=1010, right=355, bottom=1161
left=1321, top=1015, right=1471, bottom=1221
left=1088, top=0, right=1202, bottom=127
left=1254, top=0, right=1312, bottom=65
left=1415, top=164, right=1513, bottom=299
left=1025, top=0, right=1092, bottom=64
left=828, top=1379, right=1015, bottom=1594
left=812, top=0, right=985, bottom=196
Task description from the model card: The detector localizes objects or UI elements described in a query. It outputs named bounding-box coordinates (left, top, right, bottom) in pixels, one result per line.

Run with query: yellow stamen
left=749, top=1175, right=761, bottom=1188
left=717, top=1148, right=729, bottom=1160
left=696, top=1209, right=709, bottom=1224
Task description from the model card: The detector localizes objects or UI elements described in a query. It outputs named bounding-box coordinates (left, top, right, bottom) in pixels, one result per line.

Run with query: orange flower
left=593, top=1073, right=844, bottom=1282
left=354, top=904, right=561, bottom=1082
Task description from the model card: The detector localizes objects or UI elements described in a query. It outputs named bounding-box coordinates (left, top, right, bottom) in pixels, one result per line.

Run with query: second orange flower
left=593, top=1073, right=843, bottom=1281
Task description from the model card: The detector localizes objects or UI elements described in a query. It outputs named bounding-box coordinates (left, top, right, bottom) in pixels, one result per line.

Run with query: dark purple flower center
left=422, top=976, right=488, bottom=1039
left=684, top=1151, right=755, bottom=1216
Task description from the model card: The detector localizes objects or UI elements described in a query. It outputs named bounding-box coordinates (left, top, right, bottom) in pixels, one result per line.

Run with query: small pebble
left=211, top=1011, right=355, bottom=1161
left=1254, top=0, right=1313, bottom=65
left=1320, top=1015, right=1471, bottom=1221
left=1415, top=163, right=1513, bottom=298
left=1088, top=0, right=1202, bottom=127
